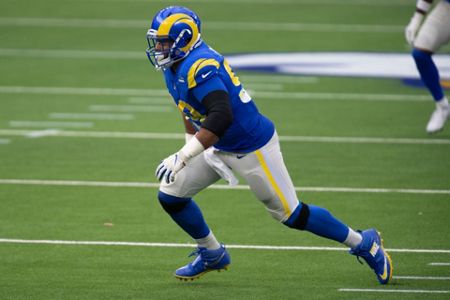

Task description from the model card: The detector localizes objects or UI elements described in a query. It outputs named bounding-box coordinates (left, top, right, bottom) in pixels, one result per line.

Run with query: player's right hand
left=155, top=152, right=187, bottom=184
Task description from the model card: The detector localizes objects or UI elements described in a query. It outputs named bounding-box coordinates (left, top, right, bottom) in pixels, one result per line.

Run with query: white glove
left=155, top=135, right=205, bottom=183
left=405, top=13, right=424, bottom=45
left=155, top=151, right=188, bottom=183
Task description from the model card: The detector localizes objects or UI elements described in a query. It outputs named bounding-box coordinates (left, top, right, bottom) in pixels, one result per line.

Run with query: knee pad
left=283, top=203, right=310, bottom=230
left=158, top=191, right=191, bottom=214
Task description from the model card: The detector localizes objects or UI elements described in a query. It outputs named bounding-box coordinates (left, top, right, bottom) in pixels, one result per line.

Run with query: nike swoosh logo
left=379, top=256, right=388, bottom=281
left=201, top=71, right=213, bottom=79
left=236, top=154, right=246, bottom=159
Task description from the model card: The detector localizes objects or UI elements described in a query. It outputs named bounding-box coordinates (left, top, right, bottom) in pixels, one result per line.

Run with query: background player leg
left=411, top=1, right=450, bottom=133
left=412, top=48, right=449, bottom=133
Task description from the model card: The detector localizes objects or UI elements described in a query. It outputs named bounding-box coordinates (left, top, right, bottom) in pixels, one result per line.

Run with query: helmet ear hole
left=177, top=29, right=192, bottom=48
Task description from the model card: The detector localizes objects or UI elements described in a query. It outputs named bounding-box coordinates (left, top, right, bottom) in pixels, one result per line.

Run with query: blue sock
left=412, top=48, right=444, bottom=101
left=158, top=191, right=210, bottom=239
left=306, top=205, right=349, bottom=242
left=284, top=203, right=349, bottom=243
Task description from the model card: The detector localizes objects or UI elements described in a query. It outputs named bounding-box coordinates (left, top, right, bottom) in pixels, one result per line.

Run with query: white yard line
left=0, top=85, right=430, bottom=102
left=207, top=21, right=402, bottom=33
left=0, top=179, right=449, bottom=196
left=128, top=97, right=172, bottom=104
left=9, top=121, right=93, bottom=129
left=0, top=86, right=168, bottom=96
left=242, top=75, right=319, bottom=84
left=0, top=138, right=11, bottom=144
left=278, top=136, right=450, bottom=145
left=0, top=18, right=403, bottom=33
left=49, top=113, right=135, bottom=121
left=25, top=129, right=60, bottom=138
left=89, top=104, right=172, bottom=113
left=242, top=83, right=284, bottom=91
left=429, top=262, right=450, bottom=266
left=85, top=0, right=410, bottom=6
left=393, top=276, right=450, bottom=280
left=0, top=129, right=184, bottom=140
left=252, top=91, right=430, bottom=102
left=0, top=48, right=143, bottom=59
left=0, top=129, right=448, bottom=145
left=338, top=288, right=450, bottom=294
left=0, top=238, right=448, bottom=254
left=74, top=0, right=410, bottom=6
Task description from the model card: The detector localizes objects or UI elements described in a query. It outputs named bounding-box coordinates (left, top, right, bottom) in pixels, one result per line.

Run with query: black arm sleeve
left=201, top=90, right=233, bottom=138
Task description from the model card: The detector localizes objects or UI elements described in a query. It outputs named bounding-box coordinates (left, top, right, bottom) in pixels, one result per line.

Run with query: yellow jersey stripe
left=255, top=150, right=291, bottom=216
left=188, top=58, right=207, bottom=89
left=187, top=58, right=220, bottom=89
left=195, top=59, right=220, bottom=76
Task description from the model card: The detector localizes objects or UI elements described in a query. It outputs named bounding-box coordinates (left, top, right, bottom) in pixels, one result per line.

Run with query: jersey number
left=224, top=60, right=241, bottom=87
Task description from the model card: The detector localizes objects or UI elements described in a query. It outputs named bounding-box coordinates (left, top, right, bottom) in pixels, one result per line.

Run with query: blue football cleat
left=174, top=245, right=231, bottom=281
left=349, top=229, right=393, bottom=284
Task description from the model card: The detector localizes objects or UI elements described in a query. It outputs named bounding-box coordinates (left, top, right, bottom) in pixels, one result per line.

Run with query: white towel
left=203, top=147, right=239, bottom=186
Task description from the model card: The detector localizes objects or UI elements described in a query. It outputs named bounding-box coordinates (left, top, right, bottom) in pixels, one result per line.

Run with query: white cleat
left=426, top=105, right=449, bottom=133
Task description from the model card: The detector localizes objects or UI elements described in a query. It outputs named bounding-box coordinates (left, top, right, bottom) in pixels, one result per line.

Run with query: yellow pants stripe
left=255, top=150, right=291, bottom=217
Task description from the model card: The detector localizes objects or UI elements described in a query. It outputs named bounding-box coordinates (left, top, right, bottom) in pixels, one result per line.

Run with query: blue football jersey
left=162, top=42, right=274, bottom=153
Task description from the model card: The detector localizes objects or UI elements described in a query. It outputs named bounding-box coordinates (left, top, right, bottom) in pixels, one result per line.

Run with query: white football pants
left=159, top=131, right=300, bottom=222
left=414, top=0, right=450, bottom=52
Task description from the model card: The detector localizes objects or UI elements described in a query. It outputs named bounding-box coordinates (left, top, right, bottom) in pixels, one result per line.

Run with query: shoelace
left=187, top=247, right=225, bottom=267
left=186, top=248, right=207, bottom=268
left=188, top=248, right=203, bottom=258
left=350, top=247, right=365, bottom=265
left=355, top=256, right=364, bottom=265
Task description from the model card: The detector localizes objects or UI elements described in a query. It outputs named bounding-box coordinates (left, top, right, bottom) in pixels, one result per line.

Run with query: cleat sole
left=174, top=264, right=230, bottom=281
left=378, top=232, right=394, bottom=284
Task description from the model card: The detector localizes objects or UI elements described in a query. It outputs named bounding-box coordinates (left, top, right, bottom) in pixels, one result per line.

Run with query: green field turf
left=0, top=0, right=449, bottom=299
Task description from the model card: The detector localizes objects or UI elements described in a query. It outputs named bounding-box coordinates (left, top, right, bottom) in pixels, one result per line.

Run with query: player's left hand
left=405, top=22, right=418, bottom=45
left=405, top=13, right=424, bottom=45
left=155, top=152, right=187, bottom=183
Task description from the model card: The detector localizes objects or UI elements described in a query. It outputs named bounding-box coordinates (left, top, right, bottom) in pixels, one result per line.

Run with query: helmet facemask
left=146, top=29, right=174, bottom=70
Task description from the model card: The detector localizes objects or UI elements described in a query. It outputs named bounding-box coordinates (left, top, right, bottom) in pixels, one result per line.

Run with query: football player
left=405, top=0, right=450, bottom=133
left=146, top=6, right=393, bottom=284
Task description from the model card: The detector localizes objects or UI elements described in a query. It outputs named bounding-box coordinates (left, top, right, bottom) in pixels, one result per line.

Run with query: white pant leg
left=159, top=153, right=221, bottom=198
left=219, top=132, right=300, bottom=222
left=414, top=0, right=450, bottom=51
